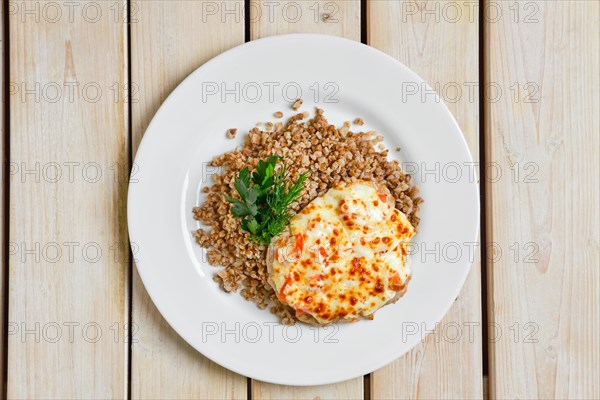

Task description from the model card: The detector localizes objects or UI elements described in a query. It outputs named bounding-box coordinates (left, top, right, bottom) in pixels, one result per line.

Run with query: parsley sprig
left=225, top=155, right=309, bottom=245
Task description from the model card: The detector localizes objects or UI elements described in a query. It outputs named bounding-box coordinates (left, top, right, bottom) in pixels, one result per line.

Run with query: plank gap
left=1, top=0, right=9, bottom=397
left=360, top=0, right=367, bottom=44
left=126, top=0, right=134, bottom=399
left=245, top=0, right=251, bottom=42
left=478, top=0, right=489, bottom=378
left=483, top=375, right=488, bottom=400
left=360, top=0, right=368, bottom=395
left=360, top=0, right=368, bottom=392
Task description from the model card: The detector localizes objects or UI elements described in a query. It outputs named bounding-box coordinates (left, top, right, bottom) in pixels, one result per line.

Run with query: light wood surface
left=3, top=0, right=599, bottom=398
left=368, top=1, right=483, bottom=398
left=7, top=2, right=128, bottom=398
left=485, top=1, right=599, bottom=399
left=250, top=1, right=363, bottom=399
left=250, top=0, right=360, bottom=38
left=130, top=1, right=247, bottom=399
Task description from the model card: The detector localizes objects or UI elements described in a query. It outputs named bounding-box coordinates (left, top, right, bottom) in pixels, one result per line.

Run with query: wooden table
left=3, top=1, right=598, bottom=399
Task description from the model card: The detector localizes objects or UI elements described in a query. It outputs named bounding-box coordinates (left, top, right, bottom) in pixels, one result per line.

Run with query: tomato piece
left=293, top=233, right=305, bottom=255
left=389, top=273, right=406, bottom=291
left=318, top=247, right=328, bottom=264
left=378, top=193, right=387, bottom=202
left=295, top=233, right=305, bottom=249
left=309, top=274, right=325, bottom=287
left=278, top=275, right=292, bottom=300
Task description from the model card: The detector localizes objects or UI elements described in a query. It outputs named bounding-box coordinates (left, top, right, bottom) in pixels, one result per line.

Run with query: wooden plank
left=249, top=1, right=363, bottom=398
left=250, top=0, right=360, bottom=37
left=130, top=1, right=247, bottom=399
left=485, top=1, right=599, bottom=398
left=251, top=379, right=363, bottom=400
left=7, top=1, right=128, bottom=398
left=369, top=1, right=483, bottom=398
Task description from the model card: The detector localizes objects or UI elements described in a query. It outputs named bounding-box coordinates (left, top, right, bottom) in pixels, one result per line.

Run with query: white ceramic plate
left=128, top=34, right=479, bottom=386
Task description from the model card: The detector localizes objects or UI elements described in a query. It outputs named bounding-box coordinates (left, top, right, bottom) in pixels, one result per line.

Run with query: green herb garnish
left=225, top=155, right=309, bottom=245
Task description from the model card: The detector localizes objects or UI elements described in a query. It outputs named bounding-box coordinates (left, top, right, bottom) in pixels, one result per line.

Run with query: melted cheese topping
left=270, top=180, right=415, bottom=324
